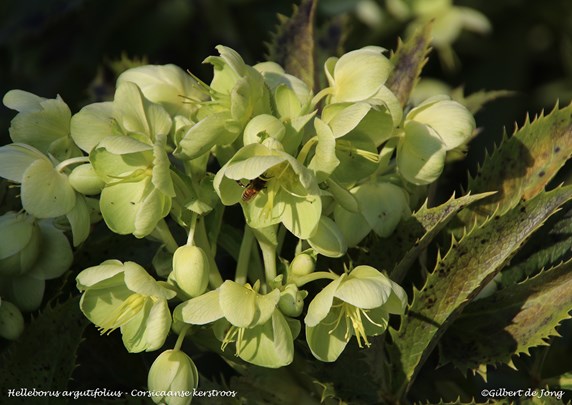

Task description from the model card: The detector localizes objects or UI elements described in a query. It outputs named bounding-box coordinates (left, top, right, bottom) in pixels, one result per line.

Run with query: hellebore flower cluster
left=0, top=42, right=476, bottom=402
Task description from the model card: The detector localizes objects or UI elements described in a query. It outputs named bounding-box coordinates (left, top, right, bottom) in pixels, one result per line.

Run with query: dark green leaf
left=359, top=192, right=493, bottom=282
left=0, top=296, right=88, bottom=397
left=441, top=260, right=572, bottom=374
left=387, top=186, right=572, bottom=398
left=460, top=102, right=572, bottom=224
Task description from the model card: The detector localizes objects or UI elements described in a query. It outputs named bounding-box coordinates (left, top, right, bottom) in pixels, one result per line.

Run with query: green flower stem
left=152, top=219, right=179, bottom=253
left=276, top=224, right=287, bottom=257
left=54, top=156, right=91, bottom=172
left=195, top=216, right=223, bottom=288
left=174, top=324, right=191, bottom=351
left=293, top=271, right=339, bottom=287
left=186, top=212, right=198, bottom=246
left=206, top=205, right=224, bottom=258
left=248, top=242, right=265, bottom=285
left=258, top=237, right=277, bottom=289
left=235, top=225, right=255, bottom=284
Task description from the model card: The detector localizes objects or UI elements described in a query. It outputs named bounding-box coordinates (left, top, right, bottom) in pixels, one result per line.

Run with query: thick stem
left=258, top=238, right=277, bottom=288
left=235, top=225, right=255, bottom=284
left=186, top=213, right=198, bottom=246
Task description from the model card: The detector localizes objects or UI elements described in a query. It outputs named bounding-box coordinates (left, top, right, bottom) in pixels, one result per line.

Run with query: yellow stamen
left=97, top=293, right=147, bottom=335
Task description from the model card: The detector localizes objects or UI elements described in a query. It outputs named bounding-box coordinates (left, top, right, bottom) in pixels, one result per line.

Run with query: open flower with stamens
left=174, top=280, right=297, bottom=368
left=76, top=260, right=176, bottom=353
left=304, top=265, right=407, bottom=362
left=214, top=143, right=322, bottom=239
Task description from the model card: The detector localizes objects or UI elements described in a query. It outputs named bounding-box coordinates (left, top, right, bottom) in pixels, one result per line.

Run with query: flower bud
left=170, top=245, right=210, bottom=298
left=278, top=284, right=307, bottom=317
left=0, top=299, right=25, bottom=340
left=68, top=163, right=105, bottom=195
left=289, top=253, right=316, bottom=277
left=148, top=349, right=199, bottom=405
left=0, top=211, right=41, bottom=276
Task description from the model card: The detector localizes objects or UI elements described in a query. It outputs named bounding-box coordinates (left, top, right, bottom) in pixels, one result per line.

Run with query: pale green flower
left=168, top=245, right=210, bottom=298
left=317, top=47, right=402, bottom=126
left=1, top=219, right=73, bottom=311
left=0, top=211, right=41, bottom=277
left=86, top=82, right=176, bottom=237
left=305, top=265, right=407, bottom=362
left=397, top=95, right=475, bottom=185
left=0, top=143, right=77, bottom=219
left=3, top=89, right=81, bottom=161
left=175, top=280, right=296, bottom=368
left=214, top=143, right=322, bottom=239
left=117, top=64, right=208, bottom=118
left=175, top=46, right=272, bottom=160
left=76, top=260, right=176, bottom=352
left=148, top=349, right=198, bottom=405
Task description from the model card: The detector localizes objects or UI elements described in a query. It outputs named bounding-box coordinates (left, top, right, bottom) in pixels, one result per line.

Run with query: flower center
left=97, top=293, right=147, bottom=335
left=328, top=300, right=385, bottom=348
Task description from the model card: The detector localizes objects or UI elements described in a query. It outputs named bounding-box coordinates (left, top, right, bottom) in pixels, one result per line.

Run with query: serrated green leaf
left=461, top=102, right=572, bottom=223
left=500, top=203, right=572, bottom=287
left=0, top=296, right=88, bottom=393
left=266, top=0, right=317, bottom=90
left=439, top=260, right=572, bottom=373
left=386, top=22, right=433, bottom=107
left=388, top=186, right=572, bottom=397
left=359, top=192, right=493, bottom=282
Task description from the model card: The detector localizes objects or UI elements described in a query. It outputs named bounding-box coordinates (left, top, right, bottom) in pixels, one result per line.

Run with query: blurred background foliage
left=2, top=0, right=572, bottom=170
left=1, top=0, right=572, bottom=403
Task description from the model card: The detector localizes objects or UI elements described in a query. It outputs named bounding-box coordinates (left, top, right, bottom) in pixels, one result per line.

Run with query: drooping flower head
left=76, top=260, right=176, bottom=352
left=304, top=265, right=407, bottom=362
left=148, top=349, right=199, bottom=405
left=175, top=280, right=297, bottom=368
left=396, top=95, right=475, bottom=185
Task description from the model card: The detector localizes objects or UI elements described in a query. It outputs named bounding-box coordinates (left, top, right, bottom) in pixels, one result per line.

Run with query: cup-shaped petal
left=397, top=121, right=447, bottom=185
left=0, top=211, right=41, bottom=276
left=328, top=46, right=392, bottom=103
left=406, top=95, right=475, bottom=150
